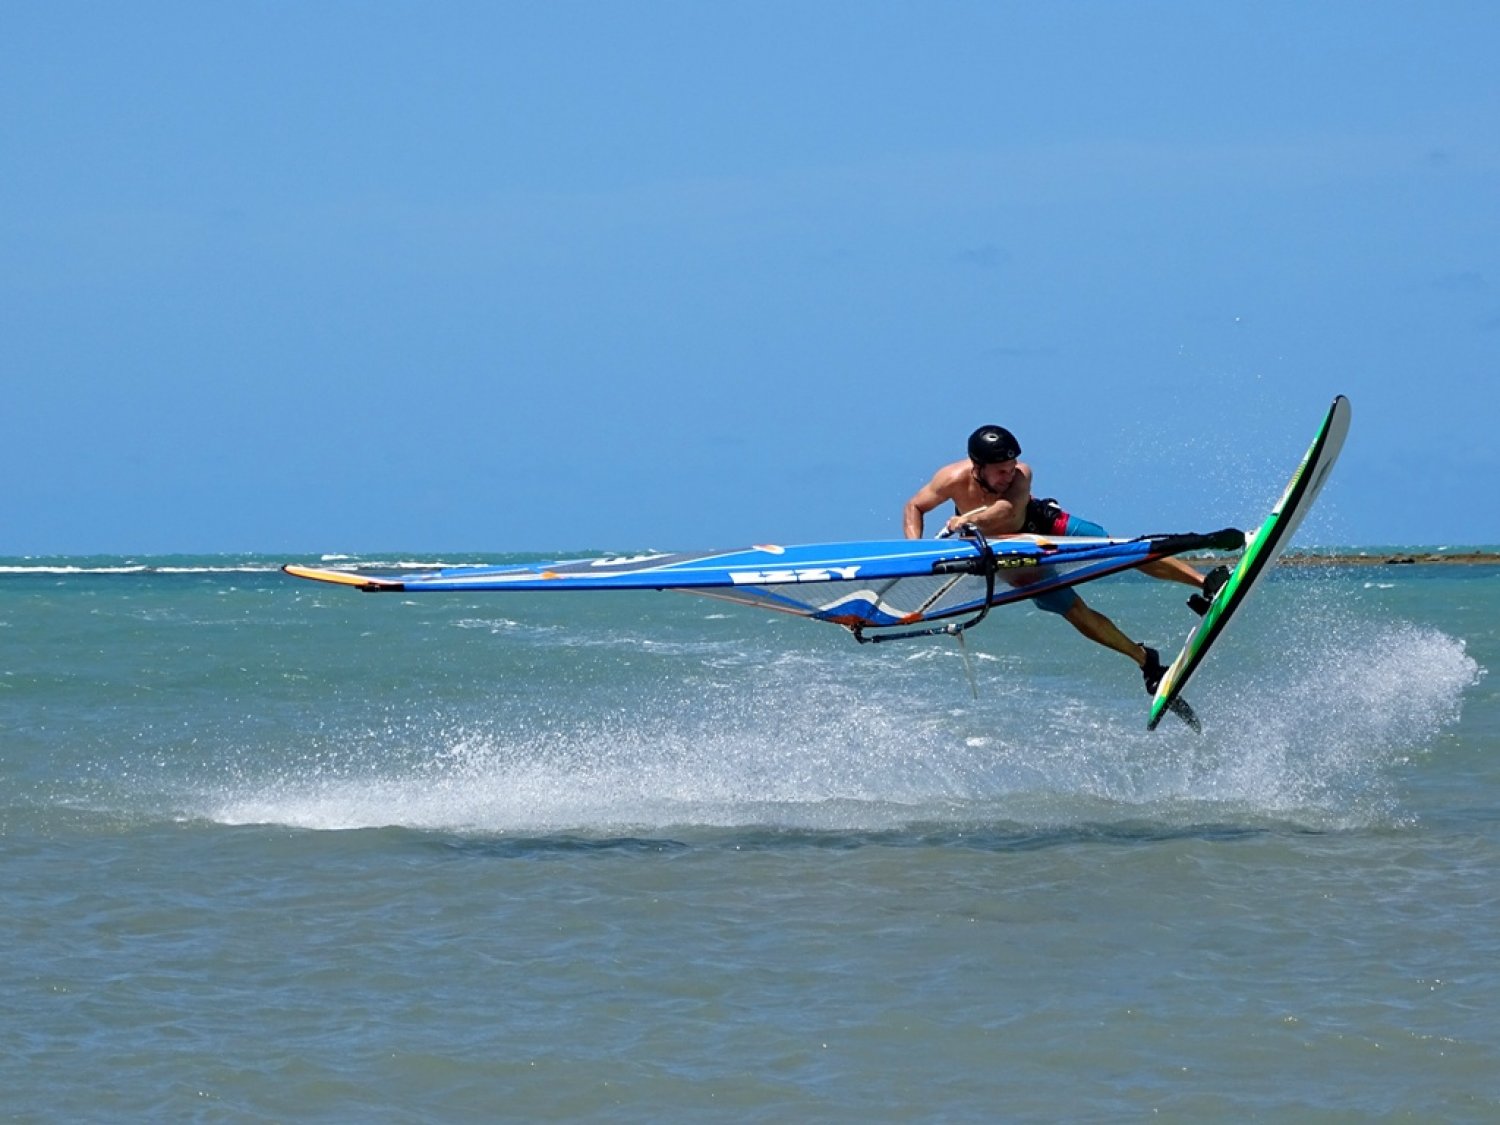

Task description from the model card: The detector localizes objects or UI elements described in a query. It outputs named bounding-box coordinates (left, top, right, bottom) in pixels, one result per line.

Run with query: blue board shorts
left=1032, top=515, right=1108, bottom=615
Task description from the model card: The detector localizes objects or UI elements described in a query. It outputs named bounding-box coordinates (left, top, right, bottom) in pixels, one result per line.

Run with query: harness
left=952, top=496, right=1070, bottom=536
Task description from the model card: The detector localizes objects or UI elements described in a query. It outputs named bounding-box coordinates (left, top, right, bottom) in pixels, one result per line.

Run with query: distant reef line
left=1283, top=551, right=1498, bottom=566
left=1187, top=550, right=1500, bottom=567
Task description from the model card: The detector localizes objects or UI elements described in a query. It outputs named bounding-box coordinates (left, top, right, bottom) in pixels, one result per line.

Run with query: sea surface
left=3, top=551, right=1495, bottom=1121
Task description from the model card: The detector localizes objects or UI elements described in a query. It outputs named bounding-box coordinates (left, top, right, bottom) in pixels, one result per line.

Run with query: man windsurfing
left=903, top=424, right=1228, bottom=697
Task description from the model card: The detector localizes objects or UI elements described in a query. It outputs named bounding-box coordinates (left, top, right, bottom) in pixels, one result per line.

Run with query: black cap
left=967, top=425, right=1021, bottom=464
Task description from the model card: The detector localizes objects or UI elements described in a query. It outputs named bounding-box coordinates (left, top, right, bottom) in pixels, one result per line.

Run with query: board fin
left=1165, top=695, right=1201, bottom=732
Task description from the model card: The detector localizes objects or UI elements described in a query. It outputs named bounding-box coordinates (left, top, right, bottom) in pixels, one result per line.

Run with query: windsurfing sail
left=285, top=527, right=1244, bottom=643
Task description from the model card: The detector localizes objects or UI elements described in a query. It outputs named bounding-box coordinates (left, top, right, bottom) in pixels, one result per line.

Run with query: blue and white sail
left=285, top=528, right=1243, bottom=642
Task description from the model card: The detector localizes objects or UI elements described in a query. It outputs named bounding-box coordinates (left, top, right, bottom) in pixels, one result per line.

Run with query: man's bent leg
left=1140, top=557, right=1206, bottom=587
left=1063, top=514, right=1212, bottom=592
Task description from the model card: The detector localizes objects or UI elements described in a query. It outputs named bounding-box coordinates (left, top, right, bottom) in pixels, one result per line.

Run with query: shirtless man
left=903, top=424, right=1227, bottom=695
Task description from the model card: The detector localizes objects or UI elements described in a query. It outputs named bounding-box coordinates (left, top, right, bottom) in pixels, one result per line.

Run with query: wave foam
left=195, top=616, right=1480, bottom=837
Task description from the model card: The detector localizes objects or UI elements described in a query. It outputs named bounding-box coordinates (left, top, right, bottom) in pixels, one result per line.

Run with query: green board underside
left=1148, top=396, right=1351, bottom=730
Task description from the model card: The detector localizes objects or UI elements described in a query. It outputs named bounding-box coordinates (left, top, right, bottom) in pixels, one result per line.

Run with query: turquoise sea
left=3, top=551, right=1495, bottom=1121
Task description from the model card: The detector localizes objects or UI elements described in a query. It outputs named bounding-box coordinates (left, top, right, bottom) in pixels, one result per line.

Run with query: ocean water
left=2, top=553, right=1495, bottom=1121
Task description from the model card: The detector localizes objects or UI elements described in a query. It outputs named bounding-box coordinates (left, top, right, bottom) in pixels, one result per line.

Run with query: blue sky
left=4, top=2, right=1496, bottom=554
